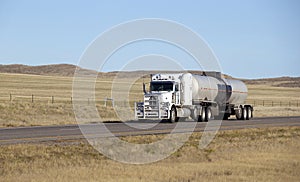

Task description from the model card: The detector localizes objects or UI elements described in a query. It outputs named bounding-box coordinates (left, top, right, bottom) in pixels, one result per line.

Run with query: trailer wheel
left=246, top=106, right=252, bottom=120
left=249, top=107, right=253, bottom=118
left=242, top=107, right=247, bottom=120
left=235, top=108, right=242, bottom=120
left=205, top=107, right=212, bottom=122
left=199, top=107, right=206, bottom=122
left=169, top=107, right=178, bottom=123
left=192, top=108, right=199, bottom=122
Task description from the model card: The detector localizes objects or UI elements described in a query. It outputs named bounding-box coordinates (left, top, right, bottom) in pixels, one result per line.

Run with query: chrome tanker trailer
left=135, top=72, right=253, bottom=122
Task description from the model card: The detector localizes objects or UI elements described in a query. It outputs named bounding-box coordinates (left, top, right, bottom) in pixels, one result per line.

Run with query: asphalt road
left=0, top=116, right=300, bottom=145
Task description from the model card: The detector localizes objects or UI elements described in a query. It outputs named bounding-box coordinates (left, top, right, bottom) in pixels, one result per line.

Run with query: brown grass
left=0, top=102, right=122, bottom=127
left=1, top=127, right=300, bottom=181
left=246, top=84, right=300, bottom=118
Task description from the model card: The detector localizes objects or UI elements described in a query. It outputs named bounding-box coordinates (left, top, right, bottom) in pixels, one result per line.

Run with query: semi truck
left=135, top=72, right=253, bottom=122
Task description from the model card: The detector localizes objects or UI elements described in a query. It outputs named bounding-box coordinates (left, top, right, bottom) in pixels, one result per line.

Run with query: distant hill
left=0, top=64, right=98, bottom=77
left=243, top=77, right=300, bottom=87
left=0, top=64, right=77, bottom=77
left=0, top=64, right=230, bottom=78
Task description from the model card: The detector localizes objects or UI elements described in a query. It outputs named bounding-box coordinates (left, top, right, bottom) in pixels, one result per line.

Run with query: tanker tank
left=185, top=73, right=248, bottom=105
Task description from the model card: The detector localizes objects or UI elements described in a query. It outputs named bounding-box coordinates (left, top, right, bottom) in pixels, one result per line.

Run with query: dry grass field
left=246, top=84, right=300, bottom=117
left=1, top=127, right=299, bottom=181
left=0, top=67, right=299, bottom=181
left=0, top=72, right=300, bottom=127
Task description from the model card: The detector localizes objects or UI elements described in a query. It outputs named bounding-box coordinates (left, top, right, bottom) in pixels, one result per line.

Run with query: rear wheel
left=235, top=107, right=243, bottom=120
left=248, top=107, right=253, bottom=118
left=205, top=107, right=212, bottom=122
left=242, top=107, right=247, bottom=120
left=192, top=108, right=199, bottom=122
left=246, top=106, right=252, bottom=120
left=169, top=107, right=178, bottom=123
left=199, top=107, right=206, bottom=122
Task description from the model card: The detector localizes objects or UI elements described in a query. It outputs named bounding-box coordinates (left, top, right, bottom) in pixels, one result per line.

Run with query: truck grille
left=135, top=95, right=169, bottom=119
left=144, top=96, right=160, bottom=118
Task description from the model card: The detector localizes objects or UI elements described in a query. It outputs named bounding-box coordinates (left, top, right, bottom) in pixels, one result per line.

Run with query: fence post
left=10, top=93, right=12, bottom=102
left=71, top=97, right=72, bottom=104
left=263, top=100, right=264, bottom=106
left=272, top=101, right=273, bottom=107
left=32, top=94, right=34, bottom=103
left=52, top=96, right=54, bottom=104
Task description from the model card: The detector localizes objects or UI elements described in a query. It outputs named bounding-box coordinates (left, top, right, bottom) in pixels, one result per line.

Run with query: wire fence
left=246, top=99, right=299, bottom=107
left=0, top=94, right=299, bottom=107
left=0, top=94, right=140, bottom=107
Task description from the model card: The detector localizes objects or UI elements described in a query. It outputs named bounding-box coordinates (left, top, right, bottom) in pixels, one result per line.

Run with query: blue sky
left=0, top=0, right=299, bottom=78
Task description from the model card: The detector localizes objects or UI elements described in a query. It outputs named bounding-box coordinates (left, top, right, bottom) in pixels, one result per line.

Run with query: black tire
left=199, top=107, right=206, bottom=122
left=192, top=108, right=199, bottom=122
left=205, top=107, right=212, bottom=122
left=245, top=106, right=251, bottom=120
left=241, top=107, right=247, bottom=120
left=169, top=107, right=178, bottom=123
left=235, top=107, right=242, bottom=120
left=247, top=107, right=252, bottom=119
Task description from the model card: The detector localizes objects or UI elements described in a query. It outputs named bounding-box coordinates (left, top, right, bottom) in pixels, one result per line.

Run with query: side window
left=175, top=84, right=179, bottom=91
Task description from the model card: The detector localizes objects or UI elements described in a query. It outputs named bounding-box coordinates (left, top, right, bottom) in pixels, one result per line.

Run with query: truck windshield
left=150, top=81, right=173, bottom=92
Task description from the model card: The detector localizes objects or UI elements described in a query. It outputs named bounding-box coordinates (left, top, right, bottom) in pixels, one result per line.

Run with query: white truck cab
left=135, top=74, right=182, bottom=121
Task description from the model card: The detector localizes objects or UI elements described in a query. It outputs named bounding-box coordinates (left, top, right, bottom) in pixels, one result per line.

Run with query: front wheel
left=169, top=107, right=178, bottom=123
